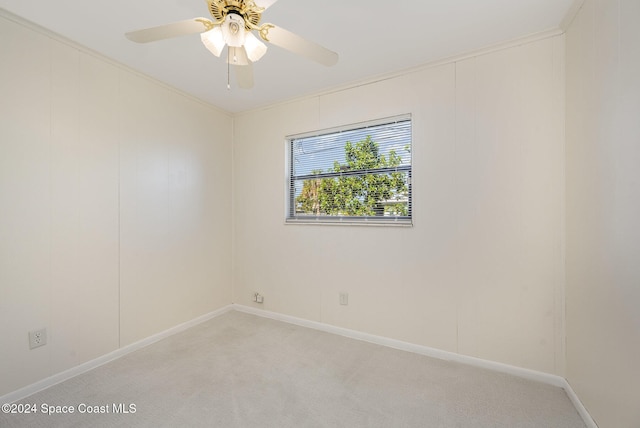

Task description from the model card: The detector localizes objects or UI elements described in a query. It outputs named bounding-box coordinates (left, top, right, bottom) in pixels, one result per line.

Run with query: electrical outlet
left=29, top=328, right=47, bottom=349
left=253, top=293, right=264, bottom=304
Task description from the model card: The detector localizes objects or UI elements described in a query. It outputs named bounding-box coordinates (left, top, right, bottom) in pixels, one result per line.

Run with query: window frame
left=285, top=114, right=413, bottom=226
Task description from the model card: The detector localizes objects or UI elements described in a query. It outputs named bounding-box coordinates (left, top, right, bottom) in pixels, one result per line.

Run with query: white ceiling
left=0, top=0, right=575, bottom=113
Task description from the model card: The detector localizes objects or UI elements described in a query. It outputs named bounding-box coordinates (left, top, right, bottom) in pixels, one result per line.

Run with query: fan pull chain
left=227, top=47, right=231, bottom=90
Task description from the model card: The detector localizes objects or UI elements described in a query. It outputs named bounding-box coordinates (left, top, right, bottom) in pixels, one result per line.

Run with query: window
left=287, top=115, right=412, bottom=225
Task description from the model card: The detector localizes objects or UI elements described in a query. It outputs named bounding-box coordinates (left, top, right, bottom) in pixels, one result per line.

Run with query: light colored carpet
left=1, top=310, right=585, bottom=427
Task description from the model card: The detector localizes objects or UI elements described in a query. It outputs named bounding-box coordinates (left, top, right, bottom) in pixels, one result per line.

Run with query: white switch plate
left=339, top=293, right=348, bottom=305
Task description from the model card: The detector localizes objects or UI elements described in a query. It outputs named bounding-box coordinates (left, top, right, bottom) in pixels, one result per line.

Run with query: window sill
left=285, top=217, right=413, bottom=227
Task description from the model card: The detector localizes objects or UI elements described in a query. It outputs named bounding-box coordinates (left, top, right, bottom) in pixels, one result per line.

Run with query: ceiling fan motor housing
left=208, top=0, right=263, bottom=30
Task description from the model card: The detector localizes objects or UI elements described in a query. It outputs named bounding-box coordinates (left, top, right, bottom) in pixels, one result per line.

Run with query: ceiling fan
left=125, top=0, right=339, bottom=89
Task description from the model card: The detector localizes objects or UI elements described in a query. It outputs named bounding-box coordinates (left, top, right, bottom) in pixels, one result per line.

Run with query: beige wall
left=565, top=0, right=640, bottom=427
left=0, top=14, right=233, bottom=396
left=234, top=36, right=565, bottom=375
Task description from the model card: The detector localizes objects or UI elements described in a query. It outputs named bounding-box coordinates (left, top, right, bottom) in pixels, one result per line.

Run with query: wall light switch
left=339, top=293, right=348, bottom=305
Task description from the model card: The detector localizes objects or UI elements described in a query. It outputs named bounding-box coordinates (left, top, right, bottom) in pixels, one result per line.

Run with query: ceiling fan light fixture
left=201, top=26, right=225, bottom=57
left=244, top=32, right=267, bottom=62
left=222, top=14, right=246, bottom=47
left=126, top=0, right=339, bottom=90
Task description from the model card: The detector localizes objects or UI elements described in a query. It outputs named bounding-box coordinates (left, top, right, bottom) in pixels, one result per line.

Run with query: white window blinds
left=287, top=115, right=412, bottom=225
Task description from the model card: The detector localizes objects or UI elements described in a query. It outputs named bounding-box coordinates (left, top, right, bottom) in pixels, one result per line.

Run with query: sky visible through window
left=291, top=120, right=411, bottom=177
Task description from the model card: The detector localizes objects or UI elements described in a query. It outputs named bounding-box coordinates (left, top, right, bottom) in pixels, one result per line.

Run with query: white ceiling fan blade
left=126, top=18, right=214, bottom=43
left=234, top=62, right=255, bottom=89
left=255, top=0, right=279, bottom=10
left=262, top=25, right=338, bottom=66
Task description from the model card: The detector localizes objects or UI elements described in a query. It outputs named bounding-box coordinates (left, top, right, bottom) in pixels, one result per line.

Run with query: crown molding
left=560, top=0, right=586, bottom=32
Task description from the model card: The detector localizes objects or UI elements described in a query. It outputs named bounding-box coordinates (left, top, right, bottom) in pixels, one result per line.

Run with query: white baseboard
left=2, top=303, right=597, bottom=428
left=233, top=304, right=597, bottom=427
left=0, top=305, right=233, bottom=405
left=561, top=379, right=599, bottom=428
